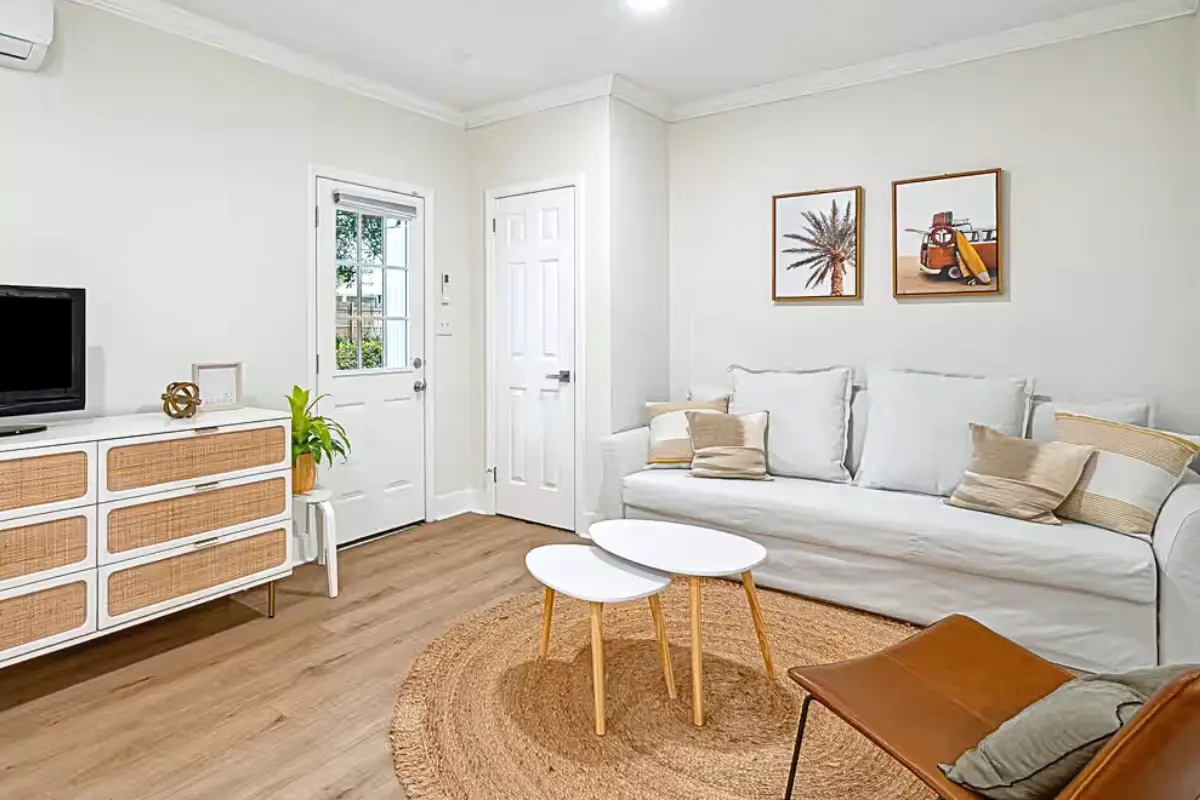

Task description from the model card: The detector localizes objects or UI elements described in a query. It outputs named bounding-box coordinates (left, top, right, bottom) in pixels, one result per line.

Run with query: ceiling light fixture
left=624, top=0, right=669, bottom=13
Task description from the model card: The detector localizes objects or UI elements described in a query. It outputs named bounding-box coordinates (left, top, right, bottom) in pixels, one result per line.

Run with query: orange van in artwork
left=907, top=211, right=998, bottom=284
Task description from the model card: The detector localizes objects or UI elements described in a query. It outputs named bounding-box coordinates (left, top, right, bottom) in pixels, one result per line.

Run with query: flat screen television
left=0, top=285, right=86, bottom=434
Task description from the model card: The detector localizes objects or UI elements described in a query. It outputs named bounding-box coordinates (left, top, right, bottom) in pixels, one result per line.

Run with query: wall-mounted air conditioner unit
left=0, top=0, right=53, bottom=72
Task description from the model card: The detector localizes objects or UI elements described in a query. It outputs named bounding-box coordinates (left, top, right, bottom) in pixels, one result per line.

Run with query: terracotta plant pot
left=293, top=453, right=316, bottom=495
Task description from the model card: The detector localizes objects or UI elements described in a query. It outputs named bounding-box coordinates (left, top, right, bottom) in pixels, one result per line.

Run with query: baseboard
left=432, top=489, right=489, bottom=521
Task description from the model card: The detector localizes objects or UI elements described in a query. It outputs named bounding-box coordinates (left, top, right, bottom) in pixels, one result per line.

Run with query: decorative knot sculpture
left=161, top=382, right=202, bottom=419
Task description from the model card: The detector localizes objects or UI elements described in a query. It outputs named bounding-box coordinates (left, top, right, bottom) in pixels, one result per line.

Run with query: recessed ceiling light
left=625, top=0, right=669, bottom=13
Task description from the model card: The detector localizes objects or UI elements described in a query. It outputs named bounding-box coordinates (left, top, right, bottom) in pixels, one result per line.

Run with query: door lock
left=414, top=380, right=427, bottom=393
left=413, top=357, right=423, bottom=369
left=544, top=370, right=572, bottom=384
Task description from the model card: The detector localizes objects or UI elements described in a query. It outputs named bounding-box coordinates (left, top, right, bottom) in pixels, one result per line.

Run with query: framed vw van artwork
left=892, top=168, right=1003, bottom=298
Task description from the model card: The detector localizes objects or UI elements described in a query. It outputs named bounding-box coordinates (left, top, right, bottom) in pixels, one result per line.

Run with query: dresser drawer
left=100, top=471, right=290, bottom=564
left=99, top=421, right=289, bottom=501
left=0, top=507, right=96, bottom=592
left=0, top=572, right=97, bottom=665
left=100, top=524, right=290, bottom=627
left=0, top=443, right=97, bottom=523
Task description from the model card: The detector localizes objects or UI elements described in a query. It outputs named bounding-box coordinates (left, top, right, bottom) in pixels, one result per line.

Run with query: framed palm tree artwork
left=772, top=186, right=863, bottom=301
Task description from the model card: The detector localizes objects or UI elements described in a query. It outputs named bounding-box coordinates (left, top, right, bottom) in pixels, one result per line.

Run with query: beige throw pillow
left=1054, top=413, right=1200, bottom=536
left=947, top=425, right=1095, bottom=525
left=646, top=397, right=728, bottom=467
left=685, top=410, right=769, bottom=479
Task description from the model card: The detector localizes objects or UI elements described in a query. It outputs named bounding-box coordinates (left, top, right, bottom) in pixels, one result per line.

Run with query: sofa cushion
left=729, top=366, right=853, bottom=483
left=1029, top=398, right=1154, bottom=443
left=622, top=470, right=1156, bottom=605
left=855, top=368, right=1033, bottom=496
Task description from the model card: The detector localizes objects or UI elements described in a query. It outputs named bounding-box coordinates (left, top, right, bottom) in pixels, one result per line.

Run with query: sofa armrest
left=1154, top=472, right=1200, bottom=665
left=599, top=427, right=650, bottom=521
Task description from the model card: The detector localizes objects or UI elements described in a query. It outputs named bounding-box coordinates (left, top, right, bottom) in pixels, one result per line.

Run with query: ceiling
left=138, top=0, right=1190, bottom=120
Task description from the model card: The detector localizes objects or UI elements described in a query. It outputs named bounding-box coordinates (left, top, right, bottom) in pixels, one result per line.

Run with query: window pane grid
left=334, top=207, right=411, bottom=372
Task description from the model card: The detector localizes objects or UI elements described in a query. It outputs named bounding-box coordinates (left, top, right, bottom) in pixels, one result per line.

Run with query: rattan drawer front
left=0, top=510, right=94, bottom=589
left=0, top=448, right=91, bottom=517
left=0, top=578, right=93, bottom=657
left=104, top=475, right=288, bottom=559
left=105, top=425, right=288, bottom=495
left=105, top=527, right=288, bottom=621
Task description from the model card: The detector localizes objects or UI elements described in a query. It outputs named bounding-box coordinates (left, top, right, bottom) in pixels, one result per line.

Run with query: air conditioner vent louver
left=0, top=33, right=35, bottom=62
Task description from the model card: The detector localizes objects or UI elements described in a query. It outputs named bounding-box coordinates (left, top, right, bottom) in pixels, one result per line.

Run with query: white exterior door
left=493, top=187, right=576, bottom=531
left=316, top=178, right=426, bottom=544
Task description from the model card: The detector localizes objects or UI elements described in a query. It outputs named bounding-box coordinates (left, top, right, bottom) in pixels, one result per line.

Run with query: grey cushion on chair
left=940, top=664, right=1197, bottom=800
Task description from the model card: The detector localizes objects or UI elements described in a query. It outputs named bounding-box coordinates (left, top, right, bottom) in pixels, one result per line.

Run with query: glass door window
left=335, top=209, right=411, bottom=372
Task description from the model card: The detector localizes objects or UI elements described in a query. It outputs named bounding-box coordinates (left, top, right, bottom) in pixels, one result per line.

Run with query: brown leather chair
left=783, top=614, right=1200, bottom=800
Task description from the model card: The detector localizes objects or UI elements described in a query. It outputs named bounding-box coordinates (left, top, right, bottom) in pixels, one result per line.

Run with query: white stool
left=293, top=489, right=339, bottom=598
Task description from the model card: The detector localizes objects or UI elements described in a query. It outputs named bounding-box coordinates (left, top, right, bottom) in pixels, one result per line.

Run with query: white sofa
left=600, top=391, right=1200, bottom=674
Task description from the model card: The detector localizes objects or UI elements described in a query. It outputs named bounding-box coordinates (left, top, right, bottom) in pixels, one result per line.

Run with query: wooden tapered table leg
left=742, top=570, right=776, bottom=680
left=539, top=588, right=556, bottom=658
left=648, top=594, right=677, bottom=699
left=689, top=576, right=704, bottom=726
left=590, top=602, right=606, bottom=736
left=267, top=581, right=276, bottom=619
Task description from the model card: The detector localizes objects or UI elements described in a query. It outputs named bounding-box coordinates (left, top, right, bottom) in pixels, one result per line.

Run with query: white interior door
left=493, top=187, right=576, bottom=530
left=316, top=178, right=426, bottom=544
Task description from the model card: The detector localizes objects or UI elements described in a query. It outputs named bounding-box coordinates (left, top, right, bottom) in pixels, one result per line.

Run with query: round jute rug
left=391, top=577, right=935, bottom=800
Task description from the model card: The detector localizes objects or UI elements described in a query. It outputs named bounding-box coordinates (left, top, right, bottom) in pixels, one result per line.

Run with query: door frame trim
left=306, top=164, right=438, bottom=524
left=484, top=176, right=587, bottom=533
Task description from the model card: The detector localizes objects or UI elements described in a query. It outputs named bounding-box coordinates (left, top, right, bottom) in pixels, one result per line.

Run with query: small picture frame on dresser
left=192, top=362, right=244, bottom=411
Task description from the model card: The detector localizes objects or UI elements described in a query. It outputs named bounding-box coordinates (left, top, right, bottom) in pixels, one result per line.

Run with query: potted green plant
left=287, top=385, right=350, bottom=495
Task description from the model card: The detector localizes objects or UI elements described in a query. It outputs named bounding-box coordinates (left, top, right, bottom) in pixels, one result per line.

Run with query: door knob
left=414, top=380, right=427, bottom=393
left=544, top=370, right=571, bottom=384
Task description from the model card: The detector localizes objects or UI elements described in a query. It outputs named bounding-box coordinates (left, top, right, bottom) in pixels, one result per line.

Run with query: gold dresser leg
left=267, top=581, right=276, bottom=619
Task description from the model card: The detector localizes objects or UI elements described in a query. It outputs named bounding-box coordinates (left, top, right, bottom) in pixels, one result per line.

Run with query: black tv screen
left=0, top=286, right=86, bottom=417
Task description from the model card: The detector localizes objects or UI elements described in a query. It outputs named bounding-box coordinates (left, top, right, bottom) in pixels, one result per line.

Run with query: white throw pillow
left=729, top=366, right=854, bottom=482
left=855, top=368, right=1034, bottom=496
left=1029, top=398, right=1154, bottom=442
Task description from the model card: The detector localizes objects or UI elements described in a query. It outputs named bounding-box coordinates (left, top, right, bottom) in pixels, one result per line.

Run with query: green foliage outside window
left=336, top=337, right=383, bottom=370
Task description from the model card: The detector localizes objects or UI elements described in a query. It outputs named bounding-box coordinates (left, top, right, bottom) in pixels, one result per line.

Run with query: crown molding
left=463, top=75, right=618, bottom=130
left=671, top=0, right=1196, bottom=121
left=69, top=0, right=467, bottom=127
left=610, top=75, right=674, bottom=121
left=71, top=0, right=1196, bottom=130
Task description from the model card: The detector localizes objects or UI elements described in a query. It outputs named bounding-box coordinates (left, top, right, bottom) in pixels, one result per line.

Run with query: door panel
left=494, top=188, right=576, bottom=530
left=316, top=178, right=426, bottom=544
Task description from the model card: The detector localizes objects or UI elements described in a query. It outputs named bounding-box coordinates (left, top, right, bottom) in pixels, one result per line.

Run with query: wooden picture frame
left=191, top=362, right=244, bottom=411
left=773, top=186, right=864, bottom=302
left=892, top=168, right=1003, bottom=298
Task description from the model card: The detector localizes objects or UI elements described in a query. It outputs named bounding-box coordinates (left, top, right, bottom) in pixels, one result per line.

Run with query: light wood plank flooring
left=0, top=514, right=575, bottom=800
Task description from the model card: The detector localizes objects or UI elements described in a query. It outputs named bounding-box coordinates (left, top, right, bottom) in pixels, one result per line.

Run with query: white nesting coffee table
left=590, top=519, right=775, bottom=727
left=525, top=544, right=676, bottom=735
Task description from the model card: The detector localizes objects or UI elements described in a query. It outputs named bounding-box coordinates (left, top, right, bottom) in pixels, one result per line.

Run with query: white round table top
left=293, top=488, right=334, bottom=504
left=589, top=520, right=767, bottom=578
left=525, top=544, right=671, bottom=604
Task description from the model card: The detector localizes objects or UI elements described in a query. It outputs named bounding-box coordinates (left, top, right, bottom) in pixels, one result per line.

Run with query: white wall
left=469, top=98, right=613, bottom=521
left=610, top=99, right=670, bottom=432
left=0, top=2, right=475, bottom=497
left=670, top=19, right=1200, bottom=432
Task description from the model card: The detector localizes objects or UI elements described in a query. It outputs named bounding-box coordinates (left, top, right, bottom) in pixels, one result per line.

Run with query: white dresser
left=0, top=407, right=293, bottom=669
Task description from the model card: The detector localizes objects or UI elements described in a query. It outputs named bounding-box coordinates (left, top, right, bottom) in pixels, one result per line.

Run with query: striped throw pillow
left=1055, top=413, right=1200, bottom=536
left=646, top=397, right=728, bottom=467
left=685, top=410, right=769, bottom=480
left=947, top=425, right=1095, bottom=525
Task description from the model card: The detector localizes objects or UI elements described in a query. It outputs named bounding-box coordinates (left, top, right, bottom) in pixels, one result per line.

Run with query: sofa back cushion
left=855, top=368, right=1033, bottom=496
left=729, top=366, right=853, bottom=482
left=1029, top=398, right=1154, bottom=442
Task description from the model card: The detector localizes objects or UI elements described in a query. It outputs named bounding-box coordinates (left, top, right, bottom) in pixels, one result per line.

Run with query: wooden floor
left=0, top=514, right=575, bottom=800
